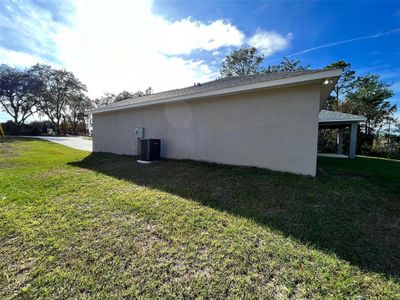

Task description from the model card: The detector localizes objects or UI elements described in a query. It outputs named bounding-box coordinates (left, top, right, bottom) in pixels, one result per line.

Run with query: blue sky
left=0, top=0, right=399, bottom=122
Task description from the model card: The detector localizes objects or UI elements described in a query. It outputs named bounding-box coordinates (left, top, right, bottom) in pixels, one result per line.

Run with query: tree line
left=0, top=64, right=151, bottom=135
left=219, top=47, right=399, bottom=158
left=1, top=52, right=399, bottom=158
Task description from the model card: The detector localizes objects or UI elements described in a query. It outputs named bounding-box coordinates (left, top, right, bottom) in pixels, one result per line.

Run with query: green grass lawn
left=1, top=138, right=399, bottom=299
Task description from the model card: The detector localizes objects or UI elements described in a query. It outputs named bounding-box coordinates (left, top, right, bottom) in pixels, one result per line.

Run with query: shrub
left=1, top=120, right=56, bottom=135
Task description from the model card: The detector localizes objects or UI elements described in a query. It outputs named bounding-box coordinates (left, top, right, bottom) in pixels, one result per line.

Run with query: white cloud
left=52, top=0, right=243, bottom=97
left=0, top=1, right=70, bottom=61
left=248, top=31, right=292, bottom=56
left=157, top=19, right=244, bottom=55
left=0, top=47, right=45, bottom=66
left=0, top=0, right=292, bottom=98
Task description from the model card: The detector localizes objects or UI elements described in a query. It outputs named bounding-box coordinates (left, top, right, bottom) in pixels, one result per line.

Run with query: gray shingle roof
left=97, top=69, right=330, bottom=110
left=319, top=109, right=366, bottom=123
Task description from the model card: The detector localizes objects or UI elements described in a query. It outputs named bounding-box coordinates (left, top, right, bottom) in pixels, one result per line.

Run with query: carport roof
left=88, top=69, right=342, bottom=114
left=319, top=109, right=366, bottom=124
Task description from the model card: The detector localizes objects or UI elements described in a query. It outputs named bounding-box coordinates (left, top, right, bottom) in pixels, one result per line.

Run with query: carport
left=318, top=110, right=367, bottom=158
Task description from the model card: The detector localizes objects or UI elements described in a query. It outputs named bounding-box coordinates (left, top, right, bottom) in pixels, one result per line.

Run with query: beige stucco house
left=88, top=69, right=344, bottom=176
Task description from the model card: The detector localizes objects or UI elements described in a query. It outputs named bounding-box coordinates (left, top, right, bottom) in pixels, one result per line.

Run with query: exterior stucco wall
left=92, top=84, right=321, bottom=176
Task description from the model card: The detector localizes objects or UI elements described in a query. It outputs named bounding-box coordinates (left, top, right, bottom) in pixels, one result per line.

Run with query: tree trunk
left=56, top=120, right=61, bottom=135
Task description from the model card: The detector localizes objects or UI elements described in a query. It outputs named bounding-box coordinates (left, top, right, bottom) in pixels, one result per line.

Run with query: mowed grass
left=0, top=138, right=399, bottom=299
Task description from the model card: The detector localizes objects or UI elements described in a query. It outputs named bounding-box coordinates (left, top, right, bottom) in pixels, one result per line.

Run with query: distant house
left=87, top=69, right=365, bottom=176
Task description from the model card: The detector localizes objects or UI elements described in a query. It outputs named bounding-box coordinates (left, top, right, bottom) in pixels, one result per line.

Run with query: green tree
left=264, top=57, right=309, bottom=73
left=114, top=87, right=152, bottom=102
left=94, top=87, right=153, bottom=106
left=65, top=94, right=92, bottom=135
left=93, top=93, right=116, bottom=108
left=220, top=47, right=264, bottom=78
left=323, top=60, right=355, bottom=110
left=144, top=86, right=153, bottom=95
left=220, top=48, right=310, bottom=78
left=0, top=65, right=38, bottom=124
left=344, top=74, right=396, bottom=136
left=30, top=64, right=87, bottom=134
left=115, top=91, right=135, bottom=101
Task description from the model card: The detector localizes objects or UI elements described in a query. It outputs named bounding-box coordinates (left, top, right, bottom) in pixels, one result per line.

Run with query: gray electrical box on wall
left=135, top=127, right=144, bottom=138
left=133, top=127, right=144, bottom=155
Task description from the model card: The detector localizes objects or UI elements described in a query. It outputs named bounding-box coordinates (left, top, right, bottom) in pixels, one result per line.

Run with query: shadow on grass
left=70, top=152, right=400, bottom=279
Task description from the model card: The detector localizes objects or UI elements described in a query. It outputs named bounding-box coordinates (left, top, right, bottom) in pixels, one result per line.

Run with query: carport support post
left=349, top=122, right=358, bottom=159
left=337, top=128, right=344, bottom=155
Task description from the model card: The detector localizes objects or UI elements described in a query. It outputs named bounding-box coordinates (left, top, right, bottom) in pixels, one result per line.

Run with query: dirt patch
left=0, top=145, right=20, bottom=158
left=0, top=139, right=31, bottom=158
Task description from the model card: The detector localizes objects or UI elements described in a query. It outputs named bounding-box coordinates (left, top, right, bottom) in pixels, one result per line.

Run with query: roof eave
left=87, top=69, right=342, bottom=115
left=319, top=118, right=367, bottom=123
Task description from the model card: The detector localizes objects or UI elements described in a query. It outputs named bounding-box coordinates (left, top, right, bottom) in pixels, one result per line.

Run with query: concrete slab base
left=318, top=153, right=348, bottom=159
left=137, top=160, right=153, bottom=164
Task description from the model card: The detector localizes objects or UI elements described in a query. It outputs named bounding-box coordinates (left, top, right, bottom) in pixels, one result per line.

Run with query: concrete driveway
left=28, top=136, right=92, bottom=152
